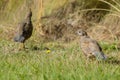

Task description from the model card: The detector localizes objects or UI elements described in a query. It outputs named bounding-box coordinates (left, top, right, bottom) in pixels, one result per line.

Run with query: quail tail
left=93, top=52, right=107, bottom=60
left=14, top=35, right=25, bottom=42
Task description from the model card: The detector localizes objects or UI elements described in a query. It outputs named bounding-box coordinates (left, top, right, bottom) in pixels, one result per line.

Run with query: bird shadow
left=31, top=46, right=41, bottom=51
left=105, top=58, right=120, bottom=65
left=30, top=46, right=50, bottom=51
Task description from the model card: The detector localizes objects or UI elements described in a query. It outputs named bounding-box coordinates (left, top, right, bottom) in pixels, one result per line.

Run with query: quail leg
left=19, top=43, right=25, bottom=50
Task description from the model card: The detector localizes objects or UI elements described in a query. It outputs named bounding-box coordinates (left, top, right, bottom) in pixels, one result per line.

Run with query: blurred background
left=0, top=0, right=120, bottom=44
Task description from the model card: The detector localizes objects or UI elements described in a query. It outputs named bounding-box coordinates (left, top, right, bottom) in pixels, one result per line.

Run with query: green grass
left=0, top=39, right=120, bottom=80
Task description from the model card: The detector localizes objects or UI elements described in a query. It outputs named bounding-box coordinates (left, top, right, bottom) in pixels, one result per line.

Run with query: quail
left=77, top=29, right=107, bottom=61
left=14, top=8, right=33, bottom=50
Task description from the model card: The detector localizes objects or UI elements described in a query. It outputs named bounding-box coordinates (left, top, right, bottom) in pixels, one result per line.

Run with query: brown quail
left=14, top=8, right=33, bottom=50
left=77, top=29, right=107, bottom=61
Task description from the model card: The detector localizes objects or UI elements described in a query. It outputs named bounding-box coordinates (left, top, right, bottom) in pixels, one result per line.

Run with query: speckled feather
left=78, top=29, right=107, bottom=60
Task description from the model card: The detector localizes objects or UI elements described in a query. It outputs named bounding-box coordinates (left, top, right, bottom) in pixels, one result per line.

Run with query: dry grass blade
left=109, top=13, right=120, bottom=18
left=112, top=0, right=120, bottom=8
left=80, top=8, right=113, bottom=12
left=99, top=0, right=120, bottom=13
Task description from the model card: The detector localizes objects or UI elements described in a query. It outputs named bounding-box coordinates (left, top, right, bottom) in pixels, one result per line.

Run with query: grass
left=0, top=39, right=120, bottom=80
left=0, top=0, right=120, bottom=80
